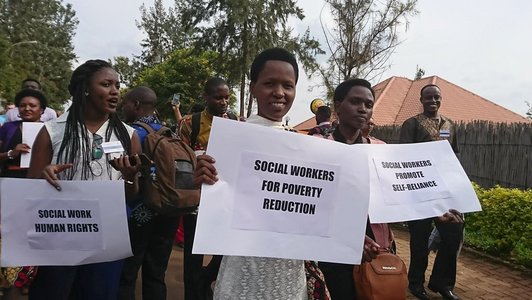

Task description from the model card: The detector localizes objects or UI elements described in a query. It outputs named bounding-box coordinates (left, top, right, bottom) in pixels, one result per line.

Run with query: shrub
left=465, top=183, right=532, bottom=267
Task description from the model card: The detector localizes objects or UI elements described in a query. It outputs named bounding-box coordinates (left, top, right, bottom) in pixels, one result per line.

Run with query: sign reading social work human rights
left=1, top=178, right=132, bottom=267
left=367, top=140, right=482, bottom=223
left=193, top=117, right=370, bottom=265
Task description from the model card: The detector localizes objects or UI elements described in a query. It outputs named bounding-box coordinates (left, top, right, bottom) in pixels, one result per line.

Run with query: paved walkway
left=144, top=228, right=532, bottom=300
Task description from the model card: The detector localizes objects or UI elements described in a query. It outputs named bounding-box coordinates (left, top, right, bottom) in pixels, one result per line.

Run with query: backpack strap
left=133, top=121, right=155, bottom=134
left=190, top=112, right=201, bottom=149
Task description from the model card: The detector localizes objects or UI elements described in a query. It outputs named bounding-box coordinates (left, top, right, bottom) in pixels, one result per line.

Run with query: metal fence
left=371, top=121, right=532, bottom=189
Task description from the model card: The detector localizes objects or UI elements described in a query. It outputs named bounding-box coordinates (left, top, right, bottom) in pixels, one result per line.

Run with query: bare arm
left=172, top=103, right=183, bottom=124
left=27, top=127, right=55, bottom=179
left=27, top=127, right=73, bottom=191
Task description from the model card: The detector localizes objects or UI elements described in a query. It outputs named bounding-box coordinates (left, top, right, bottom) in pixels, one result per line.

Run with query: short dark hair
left=316, top=106, right=331, bottom=119
left=21, top=78, right=41, bottom=90
left=420, top=84, right=440, bottom=97
left=203, top=77, right=228, bottom=95
left=14, top=89, right=47, bottom=109
left=250, top=48, right=299, bottom=83
left=124, top=86, right=157, bottom=107
left=333, top=78, right=374, bottom=102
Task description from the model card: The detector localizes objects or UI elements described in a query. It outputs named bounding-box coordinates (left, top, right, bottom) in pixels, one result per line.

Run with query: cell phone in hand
left=108, top=154, right=151, bottom=170
left=171, top=93, right=181, bottom=106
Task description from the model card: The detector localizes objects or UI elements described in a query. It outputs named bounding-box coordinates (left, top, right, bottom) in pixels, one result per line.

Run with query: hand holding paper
left=436, top=209, right=464, bottom=224
left=193, top=154, right=218, bottom=186
left=11, top=143, right=31, bottom=158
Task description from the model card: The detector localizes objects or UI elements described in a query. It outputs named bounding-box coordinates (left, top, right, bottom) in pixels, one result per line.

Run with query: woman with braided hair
left=27, top=60, right=142, bottom=300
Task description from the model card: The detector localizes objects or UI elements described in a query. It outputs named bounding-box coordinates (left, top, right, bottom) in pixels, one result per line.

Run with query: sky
left=67, top=0, right=532, bottom=124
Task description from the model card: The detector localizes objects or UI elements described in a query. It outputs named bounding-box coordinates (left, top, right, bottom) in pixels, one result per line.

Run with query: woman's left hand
left=110, top=154, right=141, bottom=181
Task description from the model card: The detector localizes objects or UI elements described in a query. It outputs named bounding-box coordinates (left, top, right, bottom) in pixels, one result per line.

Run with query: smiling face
left=251, top=60, right=296, bottom=122
left=205, top=84, right=230, bottom=116
left=334, top=85, right=374, bottom=130
left=86, top=67, right=120, bottom=116
left=18, top=96, right=43, bottom=122
left=420, top=85, right=441, bottom=115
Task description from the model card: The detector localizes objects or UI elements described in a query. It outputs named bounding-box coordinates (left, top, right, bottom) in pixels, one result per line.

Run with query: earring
left=85, top=91, right=89, bottom=96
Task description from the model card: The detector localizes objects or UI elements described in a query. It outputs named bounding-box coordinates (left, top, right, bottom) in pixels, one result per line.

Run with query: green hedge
left=465, top=184, right=532, bottom=268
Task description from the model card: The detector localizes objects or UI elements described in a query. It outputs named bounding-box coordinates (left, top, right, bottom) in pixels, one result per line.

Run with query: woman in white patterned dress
left=194, top=48, right=308, bottom=299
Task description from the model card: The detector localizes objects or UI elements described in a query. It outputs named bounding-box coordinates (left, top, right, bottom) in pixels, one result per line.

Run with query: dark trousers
left=29, top=260, right=123, bottom=300
left=319, top=262, right=356, bottom=300
left=118, top=214, right=179, bottom=300
left=407, top=218, right=463, bottom=291
left=183, top=214, right=222, bottom=300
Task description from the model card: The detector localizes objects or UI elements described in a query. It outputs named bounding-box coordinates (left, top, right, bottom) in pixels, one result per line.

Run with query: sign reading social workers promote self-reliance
left=367, top=141, right=482, bottom=223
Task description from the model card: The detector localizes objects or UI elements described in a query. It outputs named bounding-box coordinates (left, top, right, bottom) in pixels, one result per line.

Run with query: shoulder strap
left=190, top=112, right=201, bottom=148
left=133, top=122, right=155, bottom=134
left=155, top=126, right=173, bottom=137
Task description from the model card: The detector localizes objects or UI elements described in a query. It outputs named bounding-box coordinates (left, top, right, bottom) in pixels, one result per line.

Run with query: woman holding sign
left=194, top=48, right=319, bottom=299
left=311, top=79, right=386, bottom=299
left=27, top=60, right=142, bottom=300
left=0, top=89, right=47, bottom=179
left=0, top=90, right=46, bottom=300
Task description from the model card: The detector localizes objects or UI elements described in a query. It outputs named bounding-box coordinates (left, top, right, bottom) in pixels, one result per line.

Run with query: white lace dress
left=213, top=115, right=308, bottom=300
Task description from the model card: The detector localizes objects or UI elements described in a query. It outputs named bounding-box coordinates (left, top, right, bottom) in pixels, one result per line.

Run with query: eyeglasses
left=92, top=134, right=103, bottom=160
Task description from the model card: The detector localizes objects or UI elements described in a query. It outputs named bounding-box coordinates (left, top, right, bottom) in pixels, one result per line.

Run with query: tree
left=319, top=0, right=418, bottom=97
left=0, top=0, right=78, bottom=108
left=525, top=101, right=532, bottom=120
left=110, top=56, right=142, bottom=88
left=178, top=0, right=324, bottom=117
left=136, top=0, right=196, bottom=68
left=133, top=48, right=224, bottom=123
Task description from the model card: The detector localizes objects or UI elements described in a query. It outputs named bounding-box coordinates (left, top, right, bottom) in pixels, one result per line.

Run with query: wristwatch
left=7, top=150, right=15, bottom=159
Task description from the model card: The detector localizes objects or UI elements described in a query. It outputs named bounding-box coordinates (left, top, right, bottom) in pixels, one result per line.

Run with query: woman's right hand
left=12, top=143, right=31, bottom=157
left=193, top=154, right=218, bottom=186
left=42, top=164, right=73, bottom=191
left=362, top=235, right=381, bottom=263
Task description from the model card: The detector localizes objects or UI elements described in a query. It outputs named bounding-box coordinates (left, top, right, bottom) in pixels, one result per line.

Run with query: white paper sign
left=20, top=122, right=44, bottom=168
left=1, top=178, right=132, bottom=266
left=193, top=118, right=370, bottom=265
left=232, top=151, right=339, bottom=237
left=367, top=141, right=482, bottom=223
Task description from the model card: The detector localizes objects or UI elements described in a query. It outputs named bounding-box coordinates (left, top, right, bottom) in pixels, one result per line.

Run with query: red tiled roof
left=294, top=75, right=529, bottom=130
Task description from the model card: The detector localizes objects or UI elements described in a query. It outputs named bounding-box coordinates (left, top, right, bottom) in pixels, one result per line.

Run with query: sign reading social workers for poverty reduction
left=367, top=140, right=482, bottom=223
left=193, top=117, right=370, bottom=265
left=1, top=178, right=132, bottom=267
left=233, top=151, right=338, bottom=237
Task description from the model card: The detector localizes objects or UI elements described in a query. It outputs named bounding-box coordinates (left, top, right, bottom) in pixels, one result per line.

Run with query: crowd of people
left=0, top=47, right=465, bottom=300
